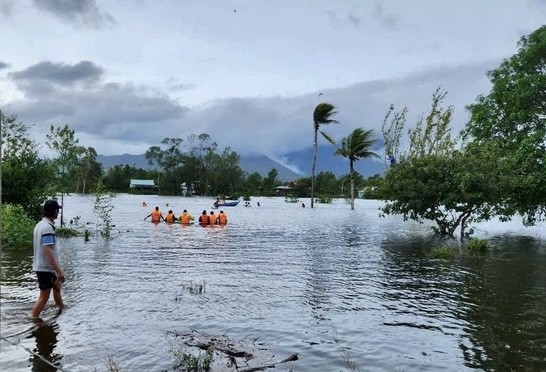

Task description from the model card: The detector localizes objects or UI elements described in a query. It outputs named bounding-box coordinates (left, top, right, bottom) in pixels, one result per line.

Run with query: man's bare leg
left=52, top=282, right=64, bottom=312
left=30, top=289, right=51, bottom=318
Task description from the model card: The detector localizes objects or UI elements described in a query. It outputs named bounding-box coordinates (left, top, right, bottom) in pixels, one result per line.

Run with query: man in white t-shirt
left=30, top=200, right=65, bottom=318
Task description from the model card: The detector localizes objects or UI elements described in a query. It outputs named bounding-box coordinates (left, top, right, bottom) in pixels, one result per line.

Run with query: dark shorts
left=36, top=271, right=57, bottom=290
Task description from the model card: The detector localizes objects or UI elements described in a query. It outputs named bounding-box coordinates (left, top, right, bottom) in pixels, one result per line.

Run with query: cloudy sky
left=1, top=0, right=544, bottom=171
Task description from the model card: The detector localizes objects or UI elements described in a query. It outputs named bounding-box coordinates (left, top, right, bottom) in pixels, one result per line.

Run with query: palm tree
left=335, top=128, right=380, bottom=210
left=311, top=103, right=339, bottom=208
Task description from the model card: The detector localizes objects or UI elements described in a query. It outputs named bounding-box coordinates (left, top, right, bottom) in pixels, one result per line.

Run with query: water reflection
left=27, top=319, right=62, bottom=372
left=458, top=236, right=546, bottom=371
left=379, top=233, right=546, bottom=371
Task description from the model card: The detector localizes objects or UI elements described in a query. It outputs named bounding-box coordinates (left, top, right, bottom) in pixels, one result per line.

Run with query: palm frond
left=335, top=127, right=380, bottom=161
left=314, top=103, right=339, bottom=125
left=320, top=131, right=336, bottom=145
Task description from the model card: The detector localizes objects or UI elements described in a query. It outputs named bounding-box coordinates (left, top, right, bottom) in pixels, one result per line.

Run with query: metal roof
left=130, top=179, right=156, bottom=187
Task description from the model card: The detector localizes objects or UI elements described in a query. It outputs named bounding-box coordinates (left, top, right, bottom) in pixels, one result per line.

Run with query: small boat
left=213, top=201, right=240, bottom=208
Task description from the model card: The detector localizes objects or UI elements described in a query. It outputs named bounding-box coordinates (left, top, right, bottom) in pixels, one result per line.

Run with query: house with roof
left=129, top=179, right=157, bottom=193
left=274, top=185, right=293, bottom=196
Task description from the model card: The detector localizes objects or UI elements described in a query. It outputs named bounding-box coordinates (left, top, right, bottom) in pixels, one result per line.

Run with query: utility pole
left=0, top=109, right=3, bottom=210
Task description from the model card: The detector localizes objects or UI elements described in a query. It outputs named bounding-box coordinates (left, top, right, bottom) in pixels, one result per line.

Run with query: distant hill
left=97, top=146, right=386, bottom=182
left=97, top=154, right=152, bottom=170
left=281, top=146, right=387, bottom=179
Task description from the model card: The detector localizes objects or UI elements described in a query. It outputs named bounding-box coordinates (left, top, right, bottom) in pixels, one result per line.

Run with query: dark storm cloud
left=0, top=61, right=10, bottom=69
left=11, top=61, right=103, bottom=85
left=5, top=62, right=187, bottom=145
left=32, top=0, right=115, bottom=28
left=9, top=61, right=104, bottom=97
left=4, top=59, right=499, bottom=160
left=181, top=60, right=497, bottom=158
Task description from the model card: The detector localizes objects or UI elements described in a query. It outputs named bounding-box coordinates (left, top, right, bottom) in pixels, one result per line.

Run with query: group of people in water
left=144, top=206, right=228, bottom=225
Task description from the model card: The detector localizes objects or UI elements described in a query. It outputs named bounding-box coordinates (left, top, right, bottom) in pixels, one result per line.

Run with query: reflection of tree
left=303, top=223, right=371, bottom=321
left=379, top=234, right=546, bottom=371
left=379, top=235, right=463, bottom=325
left=303, top=228, right=333, bottom=323
left=28, top=319, right=62, bottom=372
left=458, top=237, right=546, bottom=371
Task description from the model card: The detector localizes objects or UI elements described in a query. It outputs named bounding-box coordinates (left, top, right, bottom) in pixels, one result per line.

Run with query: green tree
left=262, top=168, right=279, bottom=195
left=1, top=113, right=54, bottom=219
left=291, top=177, right=311, bottom=197
left=93, top=179, right=115, bottom=239
left=209, top=146, right=244, bottom=196
left=46, top=124, right=83, bottom=192
left=77, top=147, right=102, bottom=193
left=315, top=171, right=338, bottom=198
left=382, top=150, right=500, bottom=238
left=311, top=102, right=339, bottom=208
left=145, top=137, right=184, bottom=195
left=382, top=88, right=500, bottom=238
left=464, top=25, right=546, bottom=224
left=381, top=104, right=407, bottom=166
left=47, top=124, right=84, bottom=226
left=244, top=172, right=263, bottom=195
left=1, top=204, right=35, bottom=249
left=335, top=128, right=380, bottom=210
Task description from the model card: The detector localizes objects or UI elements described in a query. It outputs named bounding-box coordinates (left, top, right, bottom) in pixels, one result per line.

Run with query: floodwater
left=1, top=194, right=545, bottom=371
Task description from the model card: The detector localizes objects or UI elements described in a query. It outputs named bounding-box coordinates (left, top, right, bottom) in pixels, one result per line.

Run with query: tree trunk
left=311, top=127, right=318, bottom=208
left=350, top=161, right=355, bottom=210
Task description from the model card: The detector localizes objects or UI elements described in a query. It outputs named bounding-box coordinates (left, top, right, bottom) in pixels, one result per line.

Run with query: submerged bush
left=170, top=347, right=212, bottom=372
left=465, top=238, right=491, bottom=252
left=429, top=245, right=456, bottom=259
left=284, top=194, right=299, bottom=203
left=56, top=227, right=81, bottom=238
left=316, top=195, right=333, bottom=204
left=1, top=204, right=34, bottom=250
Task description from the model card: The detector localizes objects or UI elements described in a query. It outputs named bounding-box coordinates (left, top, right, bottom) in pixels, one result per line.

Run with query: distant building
left=275, top=185, right=292, bottom=196
left=129, top=179, right=157, bottom=192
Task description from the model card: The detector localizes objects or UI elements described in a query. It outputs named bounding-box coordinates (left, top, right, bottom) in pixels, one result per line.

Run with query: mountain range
left=97, top=146, right=386, bottom=182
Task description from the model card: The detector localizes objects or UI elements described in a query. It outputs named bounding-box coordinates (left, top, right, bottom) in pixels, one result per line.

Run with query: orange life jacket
left=209, top=213, right=217, bottom=225
left=151, top=210, right=161, bottom=222
left=199, top=215, right=210, bottom=225
left=179, top=213, right=191, bottom=224
left=165, top=213, right=175, bottom=223
left=217, top=213, right=228, bottom=225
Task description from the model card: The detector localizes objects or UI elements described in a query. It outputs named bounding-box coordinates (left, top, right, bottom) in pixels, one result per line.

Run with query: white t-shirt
left=32, top=217, right=59, bottom=272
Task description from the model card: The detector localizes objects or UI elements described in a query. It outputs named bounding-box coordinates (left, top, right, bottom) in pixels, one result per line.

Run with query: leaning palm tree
left=311, top=103, right=339, bottom=208
left=335, top=128, right=380, bottom=210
